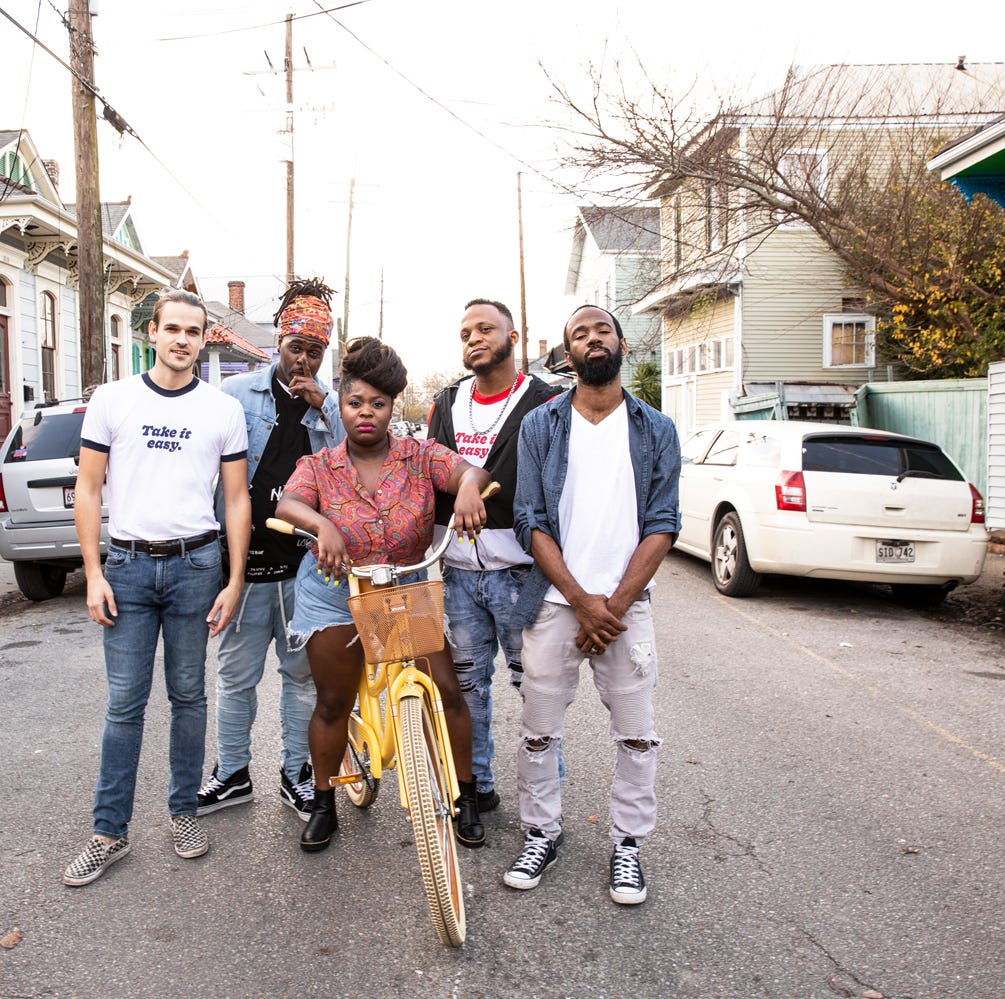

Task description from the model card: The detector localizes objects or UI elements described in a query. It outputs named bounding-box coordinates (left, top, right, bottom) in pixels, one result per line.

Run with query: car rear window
left=3, top=411, right=86, bottom=464
left=801, top=434, right=962, bottom=481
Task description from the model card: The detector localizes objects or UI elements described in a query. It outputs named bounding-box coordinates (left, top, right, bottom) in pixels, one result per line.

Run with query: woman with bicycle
left=276, top=337, right=491, bottom=853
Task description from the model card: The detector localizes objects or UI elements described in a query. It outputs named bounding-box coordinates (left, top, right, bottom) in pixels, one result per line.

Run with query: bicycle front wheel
left=398, top=693, right=466, bottom=947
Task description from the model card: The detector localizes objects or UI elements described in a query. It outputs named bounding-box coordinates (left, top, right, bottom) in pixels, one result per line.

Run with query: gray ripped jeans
left=517, top=597, right=661, bottom=846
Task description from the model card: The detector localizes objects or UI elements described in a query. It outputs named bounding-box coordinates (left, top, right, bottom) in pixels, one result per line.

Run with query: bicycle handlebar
left=266, top=481, right=501, bottom=586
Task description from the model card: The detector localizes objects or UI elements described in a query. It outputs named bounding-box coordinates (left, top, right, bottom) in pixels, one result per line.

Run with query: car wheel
left=890, top=583, right=950, bottom=608
left=711, top=513, right=760, bottom=597
left=13, top=561, right=68, bottom=602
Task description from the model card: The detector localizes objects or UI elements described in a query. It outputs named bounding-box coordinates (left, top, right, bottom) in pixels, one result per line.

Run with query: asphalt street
left=1, top=552, right=1003, bottom=999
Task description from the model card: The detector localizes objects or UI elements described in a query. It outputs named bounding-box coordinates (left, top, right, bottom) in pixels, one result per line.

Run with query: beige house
left=636, top=62, right=1005, bottom=440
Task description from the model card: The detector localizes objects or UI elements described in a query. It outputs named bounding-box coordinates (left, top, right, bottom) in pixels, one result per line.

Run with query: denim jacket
left=214, top=362, right=344, bottom=524
left=511, top=388, right=681, bottom=628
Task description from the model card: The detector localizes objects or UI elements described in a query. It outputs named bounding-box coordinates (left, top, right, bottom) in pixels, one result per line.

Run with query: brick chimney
left=538, top=339, right=548, bottom=359
left=42, top=159, right=59, bottom=190
left=228, top=280, right=246, bottom=314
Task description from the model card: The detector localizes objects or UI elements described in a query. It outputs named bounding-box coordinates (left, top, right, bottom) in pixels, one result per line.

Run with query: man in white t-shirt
left=427, top=299, right=559, bottom=822
left=63, top=290, right=251, bottom=887
left=504, top=305, right=681, bottom=906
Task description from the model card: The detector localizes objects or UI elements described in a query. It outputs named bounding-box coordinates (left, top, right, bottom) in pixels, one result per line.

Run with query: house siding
left=985, top=361, right=1005, bottom=529
left=740, top=228, right=885, bottom=384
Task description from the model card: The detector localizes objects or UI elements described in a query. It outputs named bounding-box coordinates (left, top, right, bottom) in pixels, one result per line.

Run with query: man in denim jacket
left=504, top=305, right=681, bottom=906
left=197, top=279, right=344, bottom=823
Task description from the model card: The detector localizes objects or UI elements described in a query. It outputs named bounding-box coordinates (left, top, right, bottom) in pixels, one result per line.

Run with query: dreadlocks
left=273, top=277, right=336, bottom=346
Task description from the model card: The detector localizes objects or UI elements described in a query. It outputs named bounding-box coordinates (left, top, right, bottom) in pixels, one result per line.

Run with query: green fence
left=852, top=379, right=987, bottom=498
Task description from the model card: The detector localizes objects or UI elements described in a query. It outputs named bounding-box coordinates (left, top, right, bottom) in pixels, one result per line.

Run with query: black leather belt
left=110, top=530, right=219, bottom=558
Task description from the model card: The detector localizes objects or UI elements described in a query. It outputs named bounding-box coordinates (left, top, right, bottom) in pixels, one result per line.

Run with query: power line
left=157, top=1, right=372, bottom=42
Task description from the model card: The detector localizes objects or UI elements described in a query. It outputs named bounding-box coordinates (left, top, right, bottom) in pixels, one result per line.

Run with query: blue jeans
left=93, top=543, right=222, bottom=839
left=442, top=564, right=531, bottom=794
left=215, top=578, right=314, bottom=782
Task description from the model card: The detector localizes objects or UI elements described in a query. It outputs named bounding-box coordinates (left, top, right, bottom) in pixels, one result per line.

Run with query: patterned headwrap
left=273, top=277, right=335, bottom=347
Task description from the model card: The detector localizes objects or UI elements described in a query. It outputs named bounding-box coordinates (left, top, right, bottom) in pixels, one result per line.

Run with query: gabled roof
left=566, top=205, right=660, bottom=296
left=578, top=206, right=660, bottom=255
left=205, top=301, right=275, bottom=350
left=928, top=112, right=1005, bottom=207
left=204, top=323, right=270, bottom=362
left=0, top=128, right=61, bottom=203
left=740, top=62, right=1005, bottom=122
left=66, top=199, right=135, bottom=240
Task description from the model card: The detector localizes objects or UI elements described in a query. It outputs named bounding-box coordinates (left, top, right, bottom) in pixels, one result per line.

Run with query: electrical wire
left=157, top=1, right=372, bottom=42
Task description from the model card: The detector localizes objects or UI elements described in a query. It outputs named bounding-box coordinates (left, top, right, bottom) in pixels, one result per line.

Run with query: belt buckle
left=148, top=540, right=174, bottom=558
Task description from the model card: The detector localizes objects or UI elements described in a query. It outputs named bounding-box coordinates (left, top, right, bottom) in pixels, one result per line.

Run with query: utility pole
left=68, top=0, right=105, bottom=391
left=342, top=177, right=355, bottom=349
left=516, top=172, right=529, bottom=374
left=378, top=266, right=384, bottom=342
left=284, top=12, right=295, bottom=285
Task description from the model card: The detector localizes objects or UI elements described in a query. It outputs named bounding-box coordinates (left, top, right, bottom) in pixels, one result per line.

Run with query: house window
left=824, top=313, right=875, bottom=368
left=40, top=291, right=57, bottom=400
left=110, top=314, right=122, bottom=381
left=777, top=149, right=826, bottom=226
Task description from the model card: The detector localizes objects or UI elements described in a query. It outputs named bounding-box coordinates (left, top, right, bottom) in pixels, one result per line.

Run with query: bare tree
left=549, top=60, right=1005, bottom=377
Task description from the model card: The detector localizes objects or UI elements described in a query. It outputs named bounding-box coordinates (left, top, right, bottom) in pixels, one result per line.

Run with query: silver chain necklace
left=468, top=372, right=520, bottom=437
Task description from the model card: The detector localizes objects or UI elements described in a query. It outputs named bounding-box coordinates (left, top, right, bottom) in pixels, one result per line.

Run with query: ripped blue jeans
left=517, top=597, right=660, bottom=846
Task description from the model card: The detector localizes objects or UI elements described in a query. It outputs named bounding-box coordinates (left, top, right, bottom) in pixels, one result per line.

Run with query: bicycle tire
left=339, top=741, right=379, bottom=809
left=398, top=693, right=466, bottom=947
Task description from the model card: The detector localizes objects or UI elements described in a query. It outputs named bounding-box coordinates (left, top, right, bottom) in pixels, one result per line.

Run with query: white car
left=675, top=421, right=988, bottom=605
left=0, top=400, right=109, bottom=600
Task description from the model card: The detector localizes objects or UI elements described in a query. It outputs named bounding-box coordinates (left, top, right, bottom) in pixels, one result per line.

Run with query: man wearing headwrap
left=197, top=278, right=345, bottom=824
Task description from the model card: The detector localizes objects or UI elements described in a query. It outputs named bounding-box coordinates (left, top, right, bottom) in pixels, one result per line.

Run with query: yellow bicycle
left=267, top=501, right=494, bottom=947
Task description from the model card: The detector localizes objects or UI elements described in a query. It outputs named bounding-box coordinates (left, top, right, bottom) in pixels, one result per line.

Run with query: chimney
left=228, top=280, right=246, bottom=314
left=42, top=159, right=60, bottom=190
left=538, top=339, right=548, bottom=359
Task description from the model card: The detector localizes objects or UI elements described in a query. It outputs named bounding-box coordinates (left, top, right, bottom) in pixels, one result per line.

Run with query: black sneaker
left=196, top=765, right=253, bottom=815
left=503, top=829, right=559, bottom=890
left=609, top=837, right=647, bottom=904
left=280, top=761, right=314, bottom=821
left=477, top=788, right=501, bottom=813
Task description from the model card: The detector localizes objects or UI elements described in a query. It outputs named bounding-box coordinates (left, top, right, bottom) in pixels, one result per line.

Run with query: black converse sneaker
left=279, top=761, right=315, bottom=821
left=196, top=764, right=253, bottom=815
left=63, top=835, right=131, bottom=886
left=609, top=837, right=647, bottom=904
left=503, top=829, right=559, bottom=890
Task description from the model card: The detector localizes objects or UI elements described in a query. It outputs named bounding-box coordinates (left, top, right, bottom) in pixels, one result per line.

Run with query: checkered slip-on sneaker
left=170, top=815, right=209, bottom=859
left=63, top=835, right=131, bottom=887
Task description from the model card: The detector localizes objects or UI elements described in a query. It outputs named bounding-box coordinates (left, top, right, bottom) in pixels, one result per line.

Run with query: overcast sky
left=1, top=0, right=999, bottom=381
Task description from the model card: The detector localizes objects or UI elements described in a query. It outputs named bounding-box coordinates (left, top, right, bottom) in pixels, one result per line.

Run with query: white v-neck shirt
left=545, top=400, right=640, bottom=603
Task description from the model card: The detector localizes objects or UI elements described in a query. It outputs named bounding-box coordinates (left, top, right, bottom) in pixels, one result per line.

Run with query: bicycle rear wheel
left=339, top=741, right=379, bottom=809
left=398, top=693, right=466, bottom=947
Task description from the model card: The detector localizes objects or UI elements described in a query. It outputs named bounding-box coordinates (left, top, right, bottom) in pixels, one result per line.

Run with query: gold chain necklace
left=467, top=372, right=520, bottom=437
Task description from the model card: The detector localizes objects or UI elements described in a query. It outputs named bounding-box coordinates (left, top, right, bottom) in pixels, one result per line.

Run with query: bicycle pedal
left=332, top=772, right=363, bottom=785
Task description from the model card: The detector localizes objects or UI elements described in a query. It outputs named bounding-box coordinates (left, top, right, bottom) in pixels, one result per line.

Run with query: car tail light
left=775, top=470, right=806, bottom=511
left=0, top=472, right=6, bottom=513
left=970, top=483, right=985, bottom=524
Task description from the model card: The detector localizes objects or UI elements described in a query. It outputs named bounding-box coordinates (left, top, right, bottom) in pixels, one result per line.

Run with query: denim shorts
left=287, top=549, right=427, bottom=651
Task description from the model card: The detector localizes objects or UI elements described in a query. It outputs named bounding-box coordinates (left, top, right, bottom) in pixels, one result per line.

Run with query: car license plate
left=63, top=486, right=75, bottom=508
left=877, top=541, right=914, bottom=563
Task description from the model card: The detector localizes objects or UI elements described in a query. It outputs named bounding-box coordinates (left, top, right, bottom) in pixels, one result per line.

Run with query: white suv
left=676, top=421, right=988, bottom=605
left=0, top=400, right=108, bottom=600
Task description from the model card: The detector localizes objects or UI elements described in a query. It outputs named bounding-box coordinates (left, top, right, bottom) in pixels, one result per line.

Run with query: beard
left=463, top=337, right=513, bottom=376
left=570, top=345, right=623, bottom=386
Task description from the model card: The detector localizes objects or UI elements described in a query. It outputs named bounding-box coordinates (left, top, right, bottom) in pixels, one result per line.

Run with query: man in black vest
left=428, top=299, right=559, bottom=815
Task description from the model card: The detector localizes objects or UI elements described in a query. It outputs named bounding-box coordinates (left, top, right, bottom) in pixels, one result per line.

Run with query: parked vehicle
left=675, top=421, right=988, bottom=605
left=0, top=400, right=108, bottom=600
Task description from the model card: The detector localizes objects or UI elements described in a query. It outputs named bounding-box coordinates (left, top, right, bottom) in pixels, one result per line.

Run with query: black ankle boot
left=300, top=788, right=337, bottom=852
left=455, top=779, right=485, bottom=848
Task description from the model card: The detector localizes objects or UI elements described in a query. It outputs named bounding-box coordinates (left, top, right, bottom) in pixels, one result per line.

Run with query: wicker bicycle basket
left=348, top=579, right=445, bottom=664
